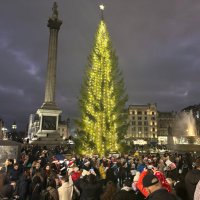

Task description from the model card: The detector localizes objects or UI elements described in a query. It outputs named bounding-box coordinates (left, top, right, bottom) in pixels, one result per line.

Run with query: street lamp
left=12, top=122, right=17, bottom=131
left=2, top=127, right=8, bottom=140
left=11, top=122, right=17, bottom=140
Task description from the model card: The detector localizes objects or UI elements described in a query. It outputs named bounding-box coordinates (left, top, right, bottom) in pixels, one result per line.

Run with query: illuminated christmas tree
left=77, top=5, right=128, bottom=156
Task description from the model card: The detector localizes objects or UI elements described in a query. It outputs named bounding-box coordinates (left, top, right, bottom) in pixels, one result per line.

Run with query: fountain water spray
left=174, top=110, right=197, bottom=137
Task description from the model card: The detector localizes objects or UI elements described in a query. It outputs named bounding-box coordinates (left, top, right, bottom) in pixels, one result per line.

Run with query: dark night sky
left=1, top=0, right=200, bottom=131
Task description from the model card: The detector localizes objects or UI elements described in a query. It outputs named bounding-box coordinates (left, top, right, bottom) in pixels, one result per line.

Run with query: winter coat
left=137, top=164, right=146, bottom=173
left=185, top=169, right=200, bottom=200
left=71, top=171, right=81, bottom=182
left=9, top=169, right=20, bottom=182
left=114, top=186, right=136, bottom=200
left=79, top=179, right=103, bottom=200
left=58, top=182, right=73, bottom=200
left=117, top=166, right=127, bottom=179
left=0, top=184, right=14, bottom=199
left=106, top=168, right=118, bottom=184
left=147, top=188, right=178, bottom=200
left=30, top=182, right=42, bottom=200
left=47, top=186, right=59, bottom=200
left=18, top=174, right=31, bottom=200
left=99, top=165, right=106, bottom=179
left=174, top=178, right=188, bottom=200
left=29, top=175, right=43, bottom=200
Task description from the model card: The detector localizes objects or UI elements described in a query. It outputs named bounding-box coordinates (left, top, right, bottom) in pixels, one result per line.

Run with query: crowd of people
left=0, top=144, right=200, bottom=200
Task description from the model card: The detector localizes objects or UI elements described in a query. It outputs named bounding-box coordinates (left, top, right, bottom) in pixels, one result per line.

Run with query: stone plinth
left=170, top=144, right=200, bottom=153
left=30, top=136, right=69, bottom=147
left=0, top=140, right=21, bottom=166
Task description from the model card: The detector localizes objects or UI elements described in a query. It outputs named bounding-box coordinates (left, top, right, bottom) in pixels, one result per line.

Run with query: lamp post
left=11, top=122, right=17, bottom=140
left=12, top=122, right=17, bottom=131
left=66, top=118, right=70, bottom=138
left=2, top=127, right=7, bottom=140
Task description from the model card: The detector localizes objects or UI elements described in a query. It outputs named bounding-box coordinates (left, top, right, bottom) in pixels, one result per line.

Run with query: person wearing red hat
left=142, top=174, right=178, bottom=200
left=136, top=167, right=171, bottom=198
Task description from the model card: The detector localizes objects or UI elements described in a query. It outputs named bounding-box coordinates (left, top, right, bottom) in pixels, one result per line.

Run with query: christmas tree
left=77, top=5, right=128, bottom=156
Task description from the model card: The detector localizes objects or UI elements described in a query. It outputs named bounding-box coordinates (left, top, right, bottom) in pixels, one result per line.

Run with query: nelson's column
left=29, top=2, right=64, bottom=144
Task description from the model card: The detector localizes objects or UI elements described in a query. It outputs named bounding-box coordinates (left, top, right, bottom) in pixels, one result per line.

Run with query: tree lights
left=77, top=5, right=128, bottom=156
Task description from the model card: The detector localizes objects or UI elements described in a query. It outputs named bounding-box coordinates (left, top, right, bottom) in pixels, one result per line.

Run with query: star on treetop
left=99, top=4, right=105, bottom=20
left=99, top=4, right=105, bottom=10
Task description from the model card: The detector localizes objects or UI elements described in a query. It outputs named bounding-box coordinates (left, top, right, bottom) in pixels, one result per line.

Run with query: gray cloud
left=1, top=0, right=200, bottom=130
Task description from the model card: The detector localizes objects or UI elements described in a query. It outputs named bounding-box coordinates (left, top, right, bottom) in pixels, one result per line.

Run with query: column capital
left=48, top=2, right=62, bottom=30
left=48, top=18, right=62, bottom=30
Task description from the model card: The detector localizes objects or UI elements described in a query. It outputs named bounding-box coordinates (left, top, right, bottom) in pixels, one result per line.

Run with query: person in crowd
left=30, top=161, right=42, bottom=177
left=46, top=177, right=59, bottom=200
left=142, top=173, right=178, bottom=200
left=176, top=154, right=183, bottom=175
left=100, top=181, right=118, bottom=200
left=129, top=160, right=137, bottom=180
left=136, top=158, right=146, bottom=173
left=83, top=161, right=91, bottom=171
left=0, top=173, right=15, bottom=199
left=185, top=158, right=200, bottom=200
left=132, top=172, right=145, bottom=200
left=51, top=160, right=60, bottom=174
left=0, top=173, right=9, bottom=191
left=114, top=179, right=136, bottom=200
left=117, top=162, right=127, bottom=188
left=5, top=159, right=14, bottom=175
left=157, top=158, right=165, bottom=173
left=18, top=168, right=31, bottom=200
left=29, top=175, right=43, bottom=200
left=164, top=153, right=178, bottom=180
left=71, top=166, right=81, bottom=183
left=0, top=183, right=15, bottom=199
left=9, top=163, right=21, bottom=182
left=136, top=164, right=171, bottom=198
left=79, top=173, right=103, bottom=200
left=43, top=163, right=52, bottom=189
left=106, top=165, right=118, bottom=185
left=4, top=144, right=200, bottom=200
left=58, top=175, right=73, bottom=200
left=174, top=175, right=188, bottom=200
left=39, top=152, right=48, bottom=168
left=22, top=154, right=30, bottom=168
left=99, top=162, right=107, bottom=181
left=193, top=177, right=200, bottom=200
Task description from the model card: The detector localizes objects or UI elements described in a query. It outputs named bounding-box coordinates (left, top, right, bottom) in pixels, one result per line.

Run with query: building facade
left=127, top=103, right=158, bottom=145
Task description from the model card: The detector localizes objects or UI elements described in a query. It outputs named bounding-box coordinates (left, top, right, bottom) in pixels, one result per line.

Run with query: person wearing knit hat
left=68, top=161, right=74, bottom=168
left=142, top=174, right=178, bottom=200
